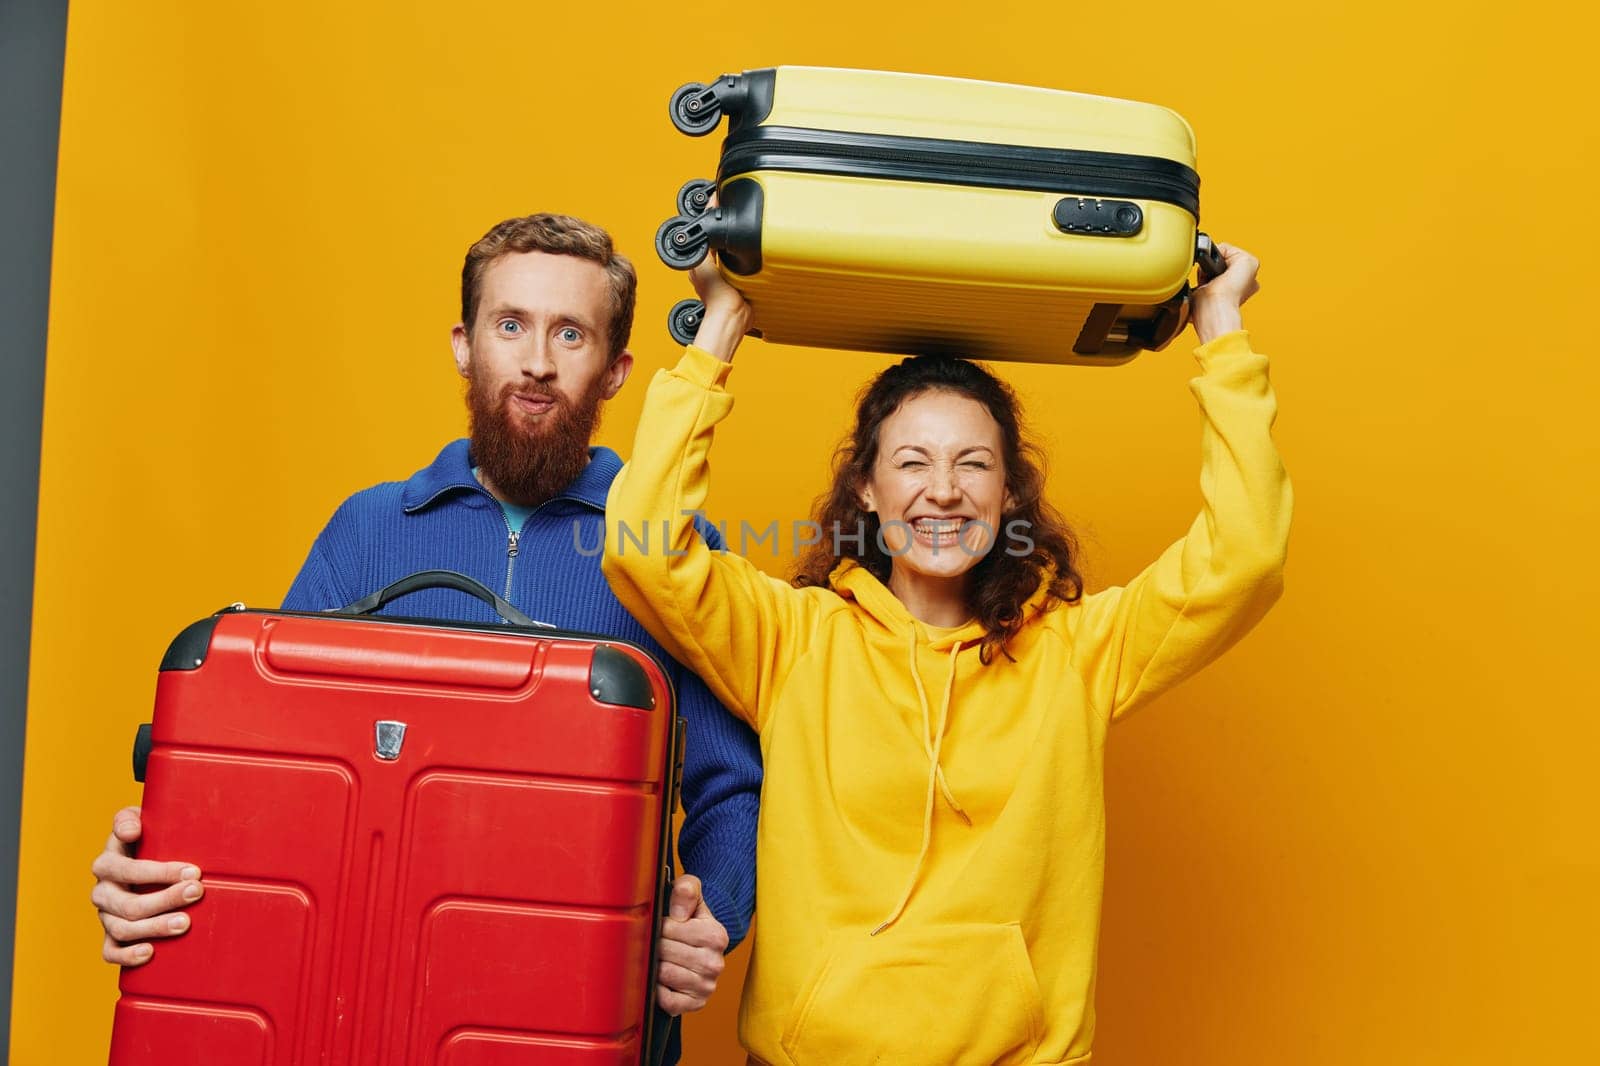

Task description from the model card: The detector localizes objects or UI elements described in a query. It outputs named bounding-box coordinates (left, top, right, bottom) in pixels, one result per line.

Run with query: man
left=88, top=213, right=761, bottom=1061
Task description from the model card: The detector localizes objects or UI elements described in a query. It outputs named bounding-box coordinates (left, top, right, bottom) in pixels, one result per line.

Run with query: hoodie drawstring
left=912, top=635, right=970, bottom=823
left=873, top=634, right=967, bottom=936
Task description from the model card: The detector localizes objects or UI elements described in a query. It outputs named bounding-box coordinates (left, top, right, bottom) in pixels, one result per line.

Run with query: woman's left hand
left=1190, top=242, right=1261, bottom=345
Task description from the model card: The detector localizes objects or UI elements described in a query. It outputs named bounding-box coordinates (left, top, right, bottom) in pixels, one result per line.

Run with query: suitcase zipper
left=719, top=126, right=1201, bottom=217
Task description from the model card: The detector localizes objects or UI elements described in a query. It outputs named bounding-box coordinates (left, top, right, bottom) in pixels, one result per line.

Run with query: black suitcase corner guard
left=159, top=615, right=224, bottom=672
left=589, top=645, right=656, bottom=710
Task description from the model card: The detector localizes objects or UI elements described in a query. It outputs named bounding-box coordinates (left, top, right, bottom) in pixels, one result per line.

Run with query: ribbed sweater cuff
left=686, top=842, right=755, bottom=949
left=698, top=882, right=745, bottom=952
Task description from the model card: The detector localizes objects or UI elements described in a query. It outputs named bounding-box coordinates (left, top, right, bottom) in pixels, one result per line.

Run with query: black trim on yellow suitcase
left=719, top=126, right=1201, bottom=216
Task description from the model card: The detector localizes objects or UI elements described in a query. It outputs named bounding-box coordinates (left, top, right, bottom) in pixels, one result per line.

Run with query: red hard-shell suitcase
left=108, top=572, right=683, bottom=1066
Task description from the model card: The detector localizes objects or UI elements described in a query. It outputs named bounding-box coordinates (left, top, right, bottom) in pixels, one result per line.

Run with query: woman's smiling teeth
left=912, top=517, right=966, bottom=546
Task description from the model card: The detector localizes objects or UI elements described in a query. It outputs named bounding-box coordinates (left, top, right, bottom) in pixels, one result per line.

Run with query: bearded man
left=87, top=214, right=762, bottom=1064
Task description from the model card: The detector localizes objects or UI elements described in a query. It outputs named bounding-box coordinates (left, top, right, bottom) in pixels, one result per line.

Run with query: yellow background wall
left=15, top=0, right=1597, bottom=1062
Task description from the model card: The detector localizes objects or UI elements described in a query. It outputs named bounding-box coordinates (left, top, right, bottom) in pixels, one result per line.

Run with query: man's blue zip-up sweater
left=281, top=440, right=761, bottom=1059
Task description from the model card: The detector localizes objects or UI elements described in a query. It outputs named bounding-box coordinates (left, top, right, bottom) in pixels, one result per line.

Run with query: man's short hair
left=461, top=213, right=637, bottom=359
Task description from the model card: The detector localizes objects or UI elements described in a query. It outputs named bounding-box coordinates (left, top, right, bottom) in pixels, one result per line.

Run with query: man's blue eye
left=560, top=328, right=580, bottom=342
left=501, top=320, right=520, bottom=333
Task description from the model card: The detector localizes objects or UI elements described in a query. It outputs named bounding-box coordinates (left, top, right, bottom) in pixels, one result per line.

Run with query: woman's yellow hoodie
left=603, top=332, right=1291, bottom=1065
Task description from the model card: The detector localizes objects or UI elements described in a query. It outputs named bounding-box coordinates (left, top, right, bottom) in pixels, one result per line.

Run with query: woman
left=604, top=243, right=1290, bottom=1065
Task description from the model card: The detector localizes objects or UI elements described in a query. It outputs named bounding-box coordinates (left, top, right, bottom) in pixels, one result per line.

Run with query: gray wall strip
left=0, top=0, right=71, bottom=1053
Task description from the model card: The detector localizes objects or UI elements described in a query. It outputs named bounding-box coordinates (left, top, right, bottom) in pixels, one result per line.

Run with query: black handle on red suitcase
left=337, top=570, right=547, bottom=628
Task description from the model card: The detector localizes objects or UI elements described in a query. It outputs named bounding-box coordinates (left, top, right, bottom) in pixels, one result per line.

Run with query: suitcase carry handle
left=1195, top=232, right=1227, bottom=281
left=337, top=570, right=548, bottom=628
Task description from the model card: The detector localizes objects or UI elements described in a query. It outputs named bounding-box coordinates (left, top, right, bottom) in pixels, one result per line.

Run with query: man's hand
left=655, top=874, right=729, bottom=1015
left=89, top=806, right=204, bottom=966
left=1190, top=241, right=1261, bottom=345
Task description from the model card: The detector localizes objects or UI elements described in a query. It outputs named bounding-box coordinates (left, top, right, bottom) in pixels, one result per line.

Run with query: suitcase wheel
left=676, top=178, right=716, bottom=217
left=667, top=299, right=705, bottom=346
left=669, top=82, right=721, bottom=136
left=655, top=214, right=712, bottom=270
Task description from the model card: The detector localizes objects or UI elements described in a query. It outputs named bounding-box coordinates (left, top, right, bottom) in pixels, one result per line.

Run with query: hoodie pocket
left=779, top=923, right=1045, bottom=1065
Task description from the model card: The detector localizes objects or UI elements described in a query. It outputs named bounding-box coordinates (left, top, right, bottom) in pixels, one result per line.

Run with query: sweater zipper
left=502, top=517, right=520, bottom=610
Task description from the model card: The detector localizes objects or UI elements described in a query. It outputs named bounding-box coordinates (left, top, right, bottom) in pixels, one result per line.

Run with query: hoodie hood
left=826, top=558, right=1058, bottom=650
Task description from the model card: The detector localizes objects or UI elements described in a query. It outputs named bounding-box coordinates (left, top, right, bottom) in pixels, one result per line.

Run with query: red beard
left=466, top=368, right=607, bottom=507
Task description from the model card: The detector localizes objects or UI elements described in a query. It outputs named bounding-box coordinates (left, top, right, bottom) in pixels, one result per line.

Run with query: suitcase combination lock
left=1052, top=197, right=1143, bottom=237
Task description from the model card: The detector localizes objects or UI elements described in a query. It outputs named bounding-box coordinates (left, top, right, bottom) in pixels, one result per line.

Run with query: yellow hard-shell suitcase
left=655, top=66, right=1222, bottom=366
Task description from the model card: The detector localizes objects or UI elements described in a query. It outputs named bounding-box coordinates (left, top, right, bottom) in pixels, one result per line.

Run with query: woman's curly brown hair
left=794, top=354, right=1084, bottom=662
